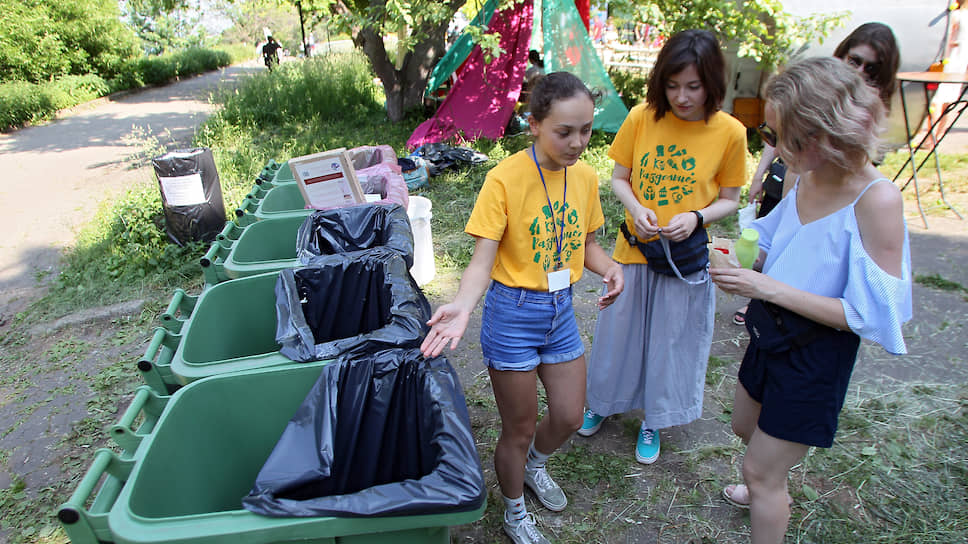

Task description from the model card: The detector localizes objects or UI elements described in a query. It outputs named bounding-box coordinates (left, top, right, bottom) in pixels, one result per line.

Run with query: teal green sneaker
left=635, top=427, right=660, bottom=464
left=577, top=409, right=604, bottom=437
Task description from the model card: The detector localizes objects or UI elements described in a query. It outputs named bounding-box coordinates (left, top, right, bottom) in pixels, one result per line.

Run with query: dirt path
left=0, top=59, right=263, bottom=321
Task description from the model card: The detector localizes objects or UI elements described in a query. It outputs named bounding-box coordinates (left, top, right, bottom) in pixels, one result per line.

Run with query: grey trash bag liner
left=275, top=249, right=431, bottom=362
left=242, top=348, right=486, bottom=517
left=296, top=204, right=414, bottom=269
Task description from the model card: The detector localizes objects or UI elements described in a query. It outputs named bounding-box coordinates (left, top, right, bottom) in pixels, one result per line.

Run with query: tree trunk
left=296, top=0, right=309, bottom=57
left=353, top=3, right=455, bottom=122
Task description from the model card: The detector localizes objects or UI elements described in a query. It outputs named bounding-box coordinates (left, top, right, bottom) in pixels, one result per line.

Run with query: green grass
left=915, top=273, right=967, bottom=293
left=788, top=384, right=968, bottom=542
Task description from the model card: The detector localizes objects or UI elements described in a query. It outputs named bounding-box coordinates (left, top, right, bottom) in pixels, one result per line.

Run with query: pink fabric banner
left=407, top=0, right=534, bottom=149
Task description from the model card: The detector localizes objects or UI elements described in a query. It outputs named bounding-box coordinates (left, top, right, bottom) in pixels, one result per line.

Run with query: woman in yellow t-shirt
left=420, top=72, right=623, bottom=544
left=577, top=30, right=747, bottom=465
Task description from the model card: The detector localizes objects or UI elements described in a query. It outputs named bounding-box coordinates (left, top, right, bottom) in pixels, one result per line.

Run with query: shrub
left=608, top=68, right=649, bottom=110
left=215, top=51, right=382, bottom=128
left=0, top=75, right=109, bottom=130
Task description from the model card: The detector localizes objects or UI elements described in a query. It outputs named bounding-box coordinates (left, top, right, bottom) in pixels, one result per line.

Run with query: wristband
left=691, top=210, right=704, bottom=227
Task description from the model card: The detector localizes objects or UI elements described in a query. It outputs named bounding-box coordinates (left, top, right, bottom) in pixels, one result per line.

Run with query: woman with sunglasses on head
left=710, top=57, right=912, bottom=543
left=578, top=29, right=747, bottom=465
left=733, top=22, right=900, bottom=326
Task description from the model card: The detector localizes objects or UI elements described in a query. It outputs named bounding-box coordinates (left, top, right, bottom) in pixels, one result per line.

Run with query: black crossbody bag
left=620, top=222, right=709, bottom=281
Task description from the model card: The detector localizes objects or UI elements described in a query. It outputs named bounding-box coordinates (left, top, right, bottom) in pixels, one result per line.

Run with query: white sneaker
left=524, top=466, right=567, bottom=511
left=503, top=512, right=551, bottom=544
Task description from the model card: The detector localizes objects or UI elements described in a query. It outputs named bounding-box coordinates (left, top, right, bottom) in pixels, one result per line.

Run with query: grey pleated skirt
left=586, top=263, right=715, bottom=429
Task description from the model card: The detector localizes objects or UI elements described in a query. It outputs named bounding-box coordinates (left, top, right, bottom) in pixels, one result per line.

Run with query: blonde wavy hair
left=765, top=57, right=885, bottom=170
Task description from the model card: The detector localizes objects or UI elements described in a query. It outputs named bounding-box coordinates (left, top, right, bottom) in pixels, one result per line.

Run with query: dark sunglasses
left=757, top=122, right=777, bottom=148
left=846, top=54, right=881, bottom=79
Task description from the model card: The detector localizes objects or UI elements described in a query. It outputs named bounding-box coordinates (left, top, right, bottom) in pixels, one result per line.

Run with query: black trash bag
left=296, top=204, right=414, bottom=269
left=242, top=348, right=486, bottom=517
left=275, top=249, right=431, bottom=362
left=411, top=143, right=488, bottom=177
left=151, top=147, right=227, bottom=246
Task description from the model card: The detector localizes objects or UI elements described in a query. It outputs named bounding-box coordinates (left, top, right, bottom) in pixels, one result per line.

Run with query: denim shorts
left=480, top=281, right=585, bottom=372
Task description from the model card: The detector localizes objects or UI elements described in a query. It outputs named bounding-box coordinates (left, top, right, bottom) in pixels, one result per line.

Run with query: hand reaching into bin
left=420, top=237, right=499, bottom=358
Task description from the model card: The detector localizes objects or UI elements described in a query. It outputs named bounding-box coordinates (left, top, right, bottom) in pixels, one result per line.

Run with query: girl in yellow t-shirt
left=420, top=72, right=623, bottom=544
left=578, top=30, right=747, bottom=465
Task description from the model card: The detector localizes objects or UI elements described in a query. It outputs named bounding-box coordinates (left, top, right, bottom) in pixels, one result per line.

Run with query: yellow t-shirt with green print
left=608, top=104, right=747, bottom=265
left=465, top=148, right=605, bottom=291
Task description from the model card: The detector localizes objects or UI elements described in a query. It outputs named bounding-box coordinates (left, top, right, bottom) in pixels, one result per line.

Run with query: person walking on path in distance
left=262, top=36, right=282, bottom=70
left=420, top=72, right=624, bottom=544
left=734, top=21, right=900, bottom=326
left=578, top=29, right=747, bottom=465
left=712, top=57, right=912, bottom=542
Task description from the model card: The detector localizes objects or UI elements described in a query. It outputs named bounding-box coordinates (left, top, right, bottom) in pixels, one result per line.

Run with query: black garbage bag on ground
left=296, top=204, right=414, bottom=269
left=411, top=143, right=488, bottom=177
left=242, top=348, right=486, bottom=517
left=275, top=249, right=430, bottom=362
left=151, top=147, right=226, bottom=246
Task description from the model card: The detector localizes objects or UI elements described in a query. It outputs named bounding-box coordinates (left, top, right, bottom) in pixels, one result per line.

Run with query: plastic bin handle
left=139, top=327, right=178, bottom=371
left=199, top=243, right=230, bottom=285
left=58, top=449, right=134, bottom=534
left=160, top=289, right=197, bottom=333
left=110, top=386, right=167, bottom=454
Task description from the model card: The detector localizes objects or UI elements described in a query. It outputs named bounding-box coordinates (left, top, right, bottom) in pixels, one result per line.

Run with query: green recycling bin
left=199, top=215, right=306, bottom=285
left=235, top=182, right=311, bottom=226
left=138, top=272, right=290, bottom=393
left=271, top=160, right=295, bottom=184
left=59, top=361, right=486, bottom=544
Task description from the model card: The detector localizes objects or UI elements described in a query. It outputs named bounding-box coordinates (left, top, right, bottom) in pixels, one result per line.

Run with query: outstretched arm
left=583, top=231, right=623, bottom=309
left=420, top=237, right=498, bottom=358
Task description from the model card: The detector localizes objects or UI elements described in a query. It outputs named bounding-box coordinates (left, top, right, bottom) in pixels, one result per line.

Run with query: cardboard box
left=288, top=149, right=364, bottom=209
left=731, top=97, right=764, bottom=129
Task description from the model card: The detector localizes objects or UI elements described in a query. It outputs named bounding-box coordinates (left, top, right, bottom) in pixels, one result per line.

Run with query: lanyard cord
left=531, top=144, right=567, bottom=269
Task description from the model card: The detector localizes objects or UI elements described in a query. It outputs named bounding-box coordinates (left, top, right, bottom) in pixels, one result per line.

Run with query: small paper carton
left=709, top=236, right=741, bottom=268
left=288, top=148, right=365, bottom=209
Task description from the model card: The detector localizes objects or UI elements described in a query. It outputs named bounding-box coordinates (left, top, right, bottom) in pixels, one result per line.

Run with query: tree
left=609, top=0, right=847, bottom=69
left=292, top=0, right=464, bottom=122
left=122, top=0, right=219, bottom=54
left=0, top=0, right=139, bottom=83
left=264, top=0, right=844, bottom=123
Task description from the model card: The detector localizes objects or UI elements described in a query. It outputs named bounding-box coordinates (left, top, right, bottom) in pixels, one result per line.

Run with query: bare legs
left=489, top=356, right=586, bottom=498
left=731, top=383, right=809, bottom=544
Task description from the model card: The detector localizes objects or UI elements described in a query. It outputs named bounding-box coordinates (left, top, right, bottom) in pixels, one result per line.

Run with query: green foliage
left=213, top=52, right=382, bottom=128
left=0, top=75, right=110, bottom=130
left=0, top=47, right=245, bottom=131
left=0, top=0, right=140, bottom=83
left=608, top=68, right=649, bottom=110
left=41, top=186, right=205, bottom=316
left=123, top=0, right=218, bottom=55
left=608, top=0, right=848, bottom=68
left=217, top=0, right=304, bottom=52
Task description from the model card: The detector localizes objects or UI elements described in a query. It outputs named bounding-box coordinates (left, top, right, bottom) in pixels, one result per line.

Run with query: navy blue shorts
left=738, top=300, right=861, bottom=448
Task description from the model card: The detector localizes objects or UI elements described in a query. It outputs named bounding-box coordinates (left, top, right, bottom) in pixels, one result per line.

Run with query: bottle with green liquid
left=735, top=228, right=759, bottom=269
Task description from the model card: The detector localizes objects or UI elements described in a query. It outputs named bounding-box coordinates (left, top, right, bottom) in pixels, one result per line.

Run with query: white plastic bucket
left=407, top=196, right=436, bottom=286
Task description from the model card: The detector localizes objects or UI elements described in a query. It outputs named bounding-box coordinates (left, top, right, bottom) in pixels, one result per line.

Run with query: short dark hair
left=528, top=49, right=544, bottom=69
left=529, top=71, right=596, bottom=122
left=833, top=22, right=900, bottom=109
left=645, top=29, right=726, bottom=122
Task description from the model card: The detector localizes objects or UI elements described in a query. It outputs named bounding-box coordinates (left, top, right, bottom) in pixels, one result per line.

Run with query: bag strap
left=658, top=236, right=708, bottom=285
left=620, top=222, right=707, bottom=285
